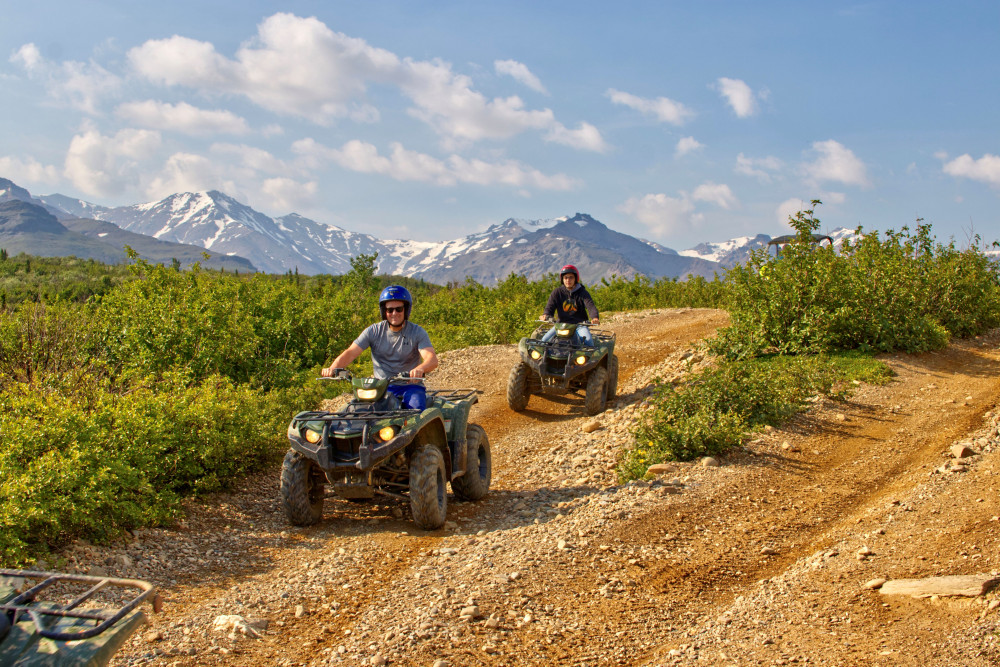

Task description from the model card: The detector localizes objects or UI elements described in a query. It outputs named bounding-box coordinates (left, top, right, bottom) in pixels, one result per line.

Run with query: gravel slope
left=55, top=308, right=1000, bottom=666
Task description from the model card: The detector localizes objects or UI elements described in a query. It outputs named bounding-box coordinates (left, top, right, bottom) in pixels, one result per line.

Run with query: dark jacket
left=543, top=283, right=599, bottom=324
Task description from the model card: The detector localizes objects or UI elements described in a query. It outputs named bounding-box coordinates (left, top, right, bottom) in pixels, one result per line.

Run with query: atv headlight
left=303, top=428, right=323, bottom=444
left=575, top=354, right=588, bottom=365
left=356, top=388, right=379, bottom=400
left=377, top=425, right=398, bottom=442
left=556, top=328, right=572, bottom=337
left=529, top=348, right=541, bottom=360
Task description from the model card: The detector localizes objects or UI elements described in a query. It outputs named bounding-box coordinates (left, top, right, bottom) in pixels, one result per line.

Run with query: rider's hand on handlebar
left=409, top=368, right=425, bottom=379
left=591, top=317, right=600, bottom=325
left=321, top=367, right=347, bottom=378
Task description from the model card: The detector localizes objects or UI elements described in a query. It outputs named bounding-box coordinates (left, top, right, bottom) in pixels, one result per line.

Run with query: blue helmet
left=379, top=285, right=412, bottom=320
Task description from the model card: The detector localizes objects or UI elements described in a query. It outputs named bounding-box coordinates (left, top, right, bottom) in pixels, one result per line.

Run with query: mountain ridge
left=4, top=176, right=860, bottom=283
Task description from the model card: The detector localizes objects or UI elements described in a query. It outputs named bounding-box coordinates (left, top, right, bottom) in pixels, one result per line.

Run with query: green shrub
left=618, top=353, right=892, bottom=481
left=0, top=371, right=318, bottom=565
left=711, top=203, right=1000, bottom=359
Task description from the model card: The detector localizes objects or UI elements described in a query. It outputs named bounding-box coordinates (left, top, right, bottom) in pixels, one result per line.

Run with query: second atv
left=507, top=320, right=618, bottom=415
left=281, top=371, right=491, bottom=530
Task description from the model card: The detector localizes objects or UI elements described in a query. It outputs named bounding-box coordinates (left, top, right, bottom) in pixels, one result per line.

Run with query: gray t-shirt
left=354, top=321, right=434, bottom=379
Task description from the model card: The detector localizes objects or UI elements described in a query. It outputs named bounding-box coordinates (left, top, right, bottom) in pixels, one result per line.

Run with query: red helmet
left=559, top=264, right=580, bottom=282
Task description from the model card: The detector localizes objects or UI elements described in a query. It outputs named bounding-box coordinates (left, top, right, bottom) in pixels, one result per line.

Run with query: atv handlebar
left=320, top=370, right=427, bottom=383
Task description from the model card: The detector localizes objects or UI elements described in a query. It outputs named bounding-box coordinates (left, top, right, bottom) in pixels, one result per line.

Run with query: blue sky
left=2, top=1, right=998, bottom=249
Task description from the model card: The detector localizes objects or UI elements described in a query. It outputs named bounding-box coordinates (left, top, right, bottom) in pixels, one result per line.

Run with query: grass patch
left=616, top=351, right=893, bottom=482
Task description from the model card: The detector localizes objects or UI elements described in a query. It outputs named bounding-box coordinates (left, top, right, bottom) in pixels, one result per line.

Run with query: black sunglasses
left=385, top=306, right=405, bottom=314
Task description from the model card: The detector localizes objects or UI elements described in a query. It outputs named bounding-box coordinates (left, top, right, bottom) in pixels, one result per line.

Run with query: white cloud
left=619, top=182, right=735, bottom=238
left=210, top=143, right=293, bottom=176
left=64, top=127, right=161, bottom=197
left=942, top=153, right=1000, bottom=187
left=676, top=136, right=703, bottom=157
left=292, top=138, right=578, bottom=190
left=802, top=140, right=869, bottom=187
left=260, top=177, right=318, bottom=211
left=116, top=100, right=251, bottom=135
left=128, top=15, right=390, bottom=124
left=0, top=155, right=60, bottom=185
left=144, top=152, right=227, bottom=200
left=776, top=198, right=809, bottom=226
left=715, top=77, right=756, bottom=118
left=544, top=122, right=610, bottom=152
left=606, top=88, right=694, bottom=125
left=10, top=43, right=43, bottom=71
left=619, top=193, right=697, bottom=237
left=495, top=59, right=547, bottom=94
left=735, top=153, right=783, bottom=182
left=127, top=13, right=602, bottom=150
left=11, top=42, right=121, bottom=114
left=692, top=182, right=738, bottom=209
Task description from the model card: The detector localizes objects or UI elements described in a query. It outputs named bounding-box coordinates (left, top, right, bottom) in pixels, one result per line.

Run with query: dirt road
left=95, top=309, right=999, bottom=666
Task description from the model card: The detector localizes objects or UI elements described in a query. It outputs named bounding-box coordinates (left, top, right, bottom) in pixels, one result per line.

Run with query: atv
left=0, top=569, right=159, bottom=666
left=507, top=320, right=618, bottom=416
left=280, top=371, right=491, bottom=530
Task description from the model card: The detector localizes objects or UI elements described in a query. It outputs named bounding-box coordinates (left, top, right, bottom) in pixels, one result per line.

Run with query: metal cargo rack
left=0, top=570, right=159, bottom=642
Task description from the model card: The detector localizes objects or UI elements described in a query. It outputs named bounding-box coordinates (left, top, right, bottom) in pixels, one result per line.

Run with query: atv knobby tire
left=280, top=449, right=325, bottom=525
left=451, top=423, right=491, bottom=501
left=507, top=361, right=532, bottom=411
left=607, top=354, right=619, bottom=400
left=409, top=443, right=448, bottom=530
left=585, top=366, right=609, bottom=415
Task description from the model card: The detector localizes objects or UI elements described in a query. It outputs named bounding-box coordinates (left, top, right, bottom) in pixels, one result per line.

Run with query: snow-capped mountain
left=679, top=228, right=861, bottom=267
left=72, top=190, right=720, bottom=282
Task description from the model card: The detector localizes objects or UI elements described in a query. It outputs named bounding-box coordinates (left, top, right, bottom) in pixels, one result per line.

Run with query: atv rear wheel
left=585, top=366, right=609, bottom=415
left=507, top=361, right=532, bottom=411
left=409, top=444, right=447, bottom=530
left=607, top=354, right=619, bottom=400
left=280, top=449, right=325, bottom=525
left=451, top=423, right=491, bottom=501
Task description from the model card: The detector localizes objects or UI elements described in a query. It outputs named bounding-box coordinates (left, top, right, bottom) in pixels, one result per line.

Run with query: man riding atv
left=540, top=264, right=600, bottom=345
left=322, top=285, right=438, bottom=409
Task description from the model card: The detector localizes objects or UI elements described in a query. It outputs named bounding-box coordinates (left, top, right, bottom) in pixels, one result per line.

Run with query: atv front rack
left=0, top=570, right=158, bottom=641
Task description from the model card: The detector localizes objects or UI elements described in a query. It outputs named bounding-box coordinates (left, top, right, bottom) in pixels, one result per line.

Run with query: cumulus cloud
left=260, top=177, right=318, bottom=211
left=714, top=77, right=756, bottom=118
left=776, top=198, right=809, bottom=225
left=64, top=127, right=162, bottom=197
left=544, top=122, right=610, bottom=152
left=619, top=193, right=698, bottom=237
left=292, top=138, right=578, bottom=190
left=735, top=152, right=783, bottom=182
left=10, top=42, right=121, bottom=114
left=619, top=181, right=736, bottom=237
left=942, top=153, right=1000, bottom=187
left=495, top=59, right=547, bottom=94
left=692, top=182, right=738, bottom=209
left=116, top=100, right=251, bottom=135
left=802, top=140, right=869, bottom=187
left=127, top=13, right=601, bottom=150
left=144, top=152, right=229, bottom=200
left=0, top=155, right=60, bottom=185
left=676, top=136, right=703, bottom=157
left=606, top=88, right=694, bottom=125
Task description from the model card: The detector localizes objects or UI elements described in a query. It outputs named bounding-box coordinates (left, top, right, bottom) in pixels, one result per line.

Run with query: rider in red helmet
left=322, top=285, right=438, bottom=409
left=539, top=264, right=600, bottom=345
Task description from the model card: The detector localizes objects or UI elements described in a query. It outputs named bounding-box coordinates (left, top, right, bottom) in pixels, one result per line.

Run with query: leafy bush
left=711, top=203, right=1000, bottom=358
left=618, top=353, right=893, bottom=481
left=0, top=372, right=317, bottom=564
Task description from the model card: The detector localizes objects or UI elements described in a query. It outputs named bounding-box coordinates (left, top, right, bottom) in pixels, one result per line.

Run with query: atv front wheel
left=451, top=423, right=492, bottom=501
left=585, top=366, right=609, bottom=415
left=280, top=449, right=325, bottom=525
left=409, top=444, right=448, bottom=530
left=507, top=361, right=532, bottom=411
left=607, top=354, right=619, bottom=400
